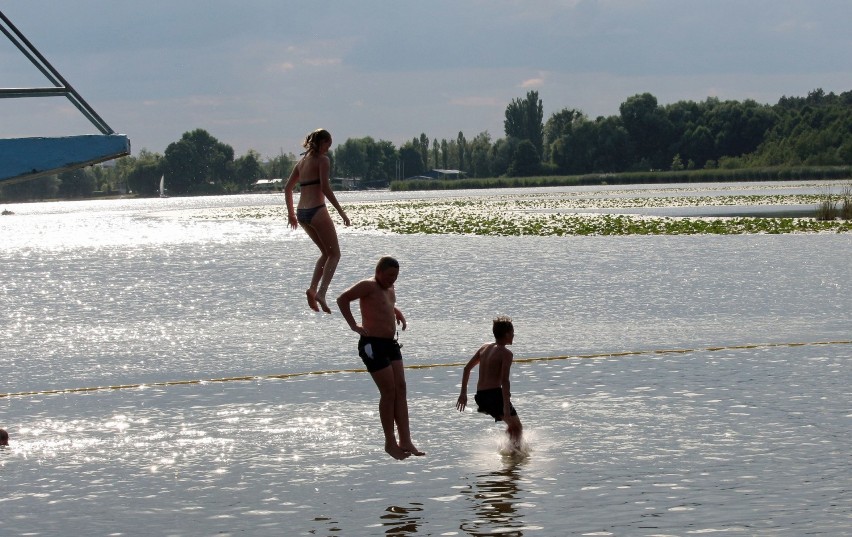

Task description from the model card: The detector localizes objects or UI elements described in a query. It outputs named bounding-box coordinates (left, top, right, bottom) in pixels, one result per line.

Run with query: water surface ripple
left=1, top=186, right=850, bottom=536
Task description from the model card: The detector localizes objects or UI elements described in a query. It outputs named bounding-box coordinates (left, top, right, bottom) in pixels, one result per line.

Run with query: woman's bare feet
left=399, top=443, right=425, bottom=456
left=385, top=443, right=411, bottom=460
left=315, top=290, right=332, bottom=314
left=305, top=289, right=320, bottom=312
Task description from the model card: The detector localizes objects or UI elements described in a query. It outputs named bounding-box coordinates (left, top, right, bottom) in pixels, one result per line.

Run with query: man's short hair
left=492, top=315, right=514, bottom=339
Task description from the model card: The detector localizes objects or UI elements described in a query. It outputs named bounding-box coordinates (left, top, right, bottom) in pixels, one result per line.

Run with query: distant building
left=253, top=178, right=283, bottom=191
left=407, top=169, right=467, bottom=180
left=334, top=177, right=361, bottom=190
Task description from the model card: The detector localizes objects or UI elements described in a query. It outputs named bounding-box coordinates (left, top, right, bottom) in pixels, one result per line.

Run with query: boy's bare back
left=475, top=343, right=514, bottom=391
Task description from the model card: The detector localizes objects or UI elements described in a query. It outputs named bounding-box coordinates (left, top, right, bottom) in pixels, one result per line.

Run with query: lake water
left=1, top=184, right=850, bottom=536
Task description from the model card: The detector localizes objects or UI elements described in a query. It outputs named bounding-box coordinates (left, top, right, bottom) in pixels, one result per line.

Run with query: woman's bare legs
left=299, top=207, right=340, bottom=313
left=369, top=365, right=410, bottom=460
left=300, top=228, right=326, bottom=312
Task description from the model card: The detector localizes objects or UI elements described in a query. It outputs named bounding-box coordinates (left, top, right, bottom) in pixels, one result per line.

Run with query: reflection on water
left=461, top=457, right=528, bottom=537
left=2, top=189, right=851, bottom=536
left=380, top=503, right=424, bottom=536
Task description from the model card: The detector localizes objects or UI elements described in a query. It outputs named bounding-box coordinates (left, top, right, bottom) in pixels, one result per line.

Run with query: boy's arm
left=394, top=306, right=407, bottom=331
left=456, top=348, right=482, bottom=411
left=336, top=281, right=369, bottom=335
left=500, top=349, right=514, bottom=417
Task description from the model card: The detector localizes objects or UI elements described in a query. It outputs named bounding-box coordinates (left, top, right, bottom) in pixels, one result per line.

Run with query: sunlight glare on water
left=1, top=188, right=850, bottom=535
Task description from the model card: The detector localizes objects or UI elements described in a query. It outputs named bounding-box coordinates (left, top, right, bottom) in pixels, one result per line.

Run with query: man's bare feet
left=399, top=443, right=425, bottom=456
left=385, top=443, right=411, bottom=460
left=315, top=291, right=332, bottom=314
left=305, top=289, right=320, bottom=312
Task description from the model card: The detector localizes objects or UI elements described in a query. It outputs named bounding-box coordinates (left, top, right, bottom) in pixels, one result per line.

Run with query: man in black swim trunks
left=337, top=256, right=424, bottom=460
left=456, top=316, right=523, bottom=447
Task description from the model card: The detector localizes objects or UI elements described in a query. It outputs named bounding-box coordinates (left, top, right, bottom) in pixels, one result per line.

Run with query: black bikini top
left=299, top=178, right=321, bottom=187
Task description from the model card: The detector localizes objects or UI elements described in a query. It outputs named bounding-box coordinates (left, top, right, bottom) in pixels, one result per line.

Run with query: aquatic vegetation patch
left=348, top=204, right=850, bottom=236
left=196, top=193, right=852, bottom=236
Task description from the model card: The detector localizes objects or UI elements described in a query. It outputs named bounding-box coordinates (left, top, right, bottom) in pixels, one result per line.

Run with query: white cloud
left=521, top=78, right=545, bottom=89
left=302, top=58, right=343, bottom=68
left=267, top=62, right=296, bottom=73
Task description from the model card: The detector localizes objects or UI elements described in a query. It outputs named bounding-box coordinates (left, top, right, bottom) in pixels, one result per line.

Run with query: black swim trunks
left=358, top=336, right=402, bottom=373
left=474, top=387, right=518, bottom=422
left=296, top=203, right=326, bottom=225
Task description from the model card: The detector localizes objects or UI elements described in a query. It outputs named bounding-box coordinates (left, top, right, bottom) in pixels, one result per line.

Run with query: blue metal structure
left=0, top=10, right=130, bottom=185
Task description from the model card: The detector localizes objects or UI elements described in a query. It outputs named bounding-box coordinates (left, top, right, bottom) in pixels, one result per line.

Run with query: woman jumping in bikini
left=285, top=128, right=351, bottom=313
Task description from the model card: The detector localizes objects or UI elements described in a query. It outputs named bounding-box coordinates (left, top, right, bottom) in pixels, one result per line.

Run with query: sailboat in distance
left=159, top=175, right=168, bottom=198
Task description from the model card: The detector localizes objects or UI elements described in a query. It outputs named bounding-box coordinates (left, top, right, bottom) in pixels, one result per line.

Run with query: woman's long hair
left=302, top=128, right=332, bottom=156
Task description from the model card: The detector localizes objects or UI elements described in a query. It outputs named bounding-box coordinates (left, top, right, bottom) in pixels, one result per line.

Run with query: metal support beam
left=0, top=10, right=115, bottom=135
left=0, top=10, right=130, bottom=184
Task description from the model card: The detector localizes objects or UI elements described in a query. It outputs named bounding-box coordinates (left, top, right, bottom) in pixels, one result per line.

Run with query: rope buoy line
left=3, top=340, right=849, bottom=399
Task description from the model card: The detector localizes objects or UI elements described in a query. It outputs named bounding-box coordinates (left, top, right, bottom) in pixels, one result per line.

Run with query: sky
left=2, top=0, right=852, bottom=160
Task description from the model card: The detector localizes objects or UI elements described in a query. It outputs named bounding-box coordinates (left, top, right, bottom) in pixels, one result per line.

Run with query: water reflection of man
left=460, top=462, right=526, bottom=536
left=379, top=503, right=423, bottom=536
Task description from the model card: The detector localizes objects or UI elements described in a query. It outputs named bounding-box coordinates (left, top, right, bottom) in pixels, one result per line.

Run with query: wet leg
left=370, top=366, right=410, bottom=460
left=391, top=361, right=424, bottom=456
left=300, top=222, right=328, bottom=312
left=304, top=209, right=339, bottom=314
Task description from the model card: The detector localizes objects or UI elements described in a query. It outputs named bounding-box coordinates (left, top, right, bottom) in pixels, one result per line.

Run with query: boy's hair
left=492, top=315, right=514, bottom=339
left=376, top=256, right=400, bottom=272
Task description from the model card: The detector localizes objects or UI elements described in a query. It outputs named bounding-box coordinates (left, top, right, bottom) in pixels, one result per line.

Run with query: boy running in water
left=456, top=316, right=523, bottom=448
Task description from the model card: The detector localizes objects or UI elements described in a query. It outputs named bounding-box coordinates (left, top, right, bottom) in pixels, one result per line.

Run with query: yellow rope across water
left=2, top=340, right=849, bottom=399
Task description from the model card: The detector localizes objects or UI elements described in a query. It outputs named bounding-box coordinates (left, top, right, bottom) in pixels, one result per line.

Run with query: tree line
left=0, top=129, right=291, bottom=200
left=2, top=88, right=850, bottom=201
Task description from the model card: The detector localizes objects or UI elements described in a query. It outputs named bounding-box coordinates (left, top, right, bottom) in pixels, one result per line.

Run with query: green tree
left=234, top=150, right=264, bottom=190
left=551, top=122, right=594, bottom=174
left=334, top=137, right=398, bottom=187
left=467, top=131, right=492, bottom=178
left=57, top=169, right=96, bottom=198
left=432, top=138, right=439, bottom=169
left=489, top=137, right=518, bottom=177
left=504, top=90, right=544, bottom=157
left=706, top=99, right=776, bottom=159
left=0, top=175, right=59, bottom=201
left=747, top=89, right=852, bottom=166
left=127, top=158, right=162, bottom=196
left=619, top=93, right=674, bottom=169
left=265, top=151, right=296, bottom=179
left=503, top=91, right=544, bottom=155
left=419, top=133, right=429, bottom=169
left=591, top=116, right=632, bottom=172
left=680, top=125, right=716, bottom=168
left=366, top=139, right=398, bottom=186
left=457, top=131, right=467, bottom=172
left=440, top=139, right=449, bottom=169
left=398, top=142, right=424, bottom=178
left=335, top=138, right=368, bottom=179
left=162, top=129, right=235, bottom=195
left=507, top=139, right=541, bottom=177
left=543, top=108, right=585, bottom=161
left=108, top=152, right=146, bottom=193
